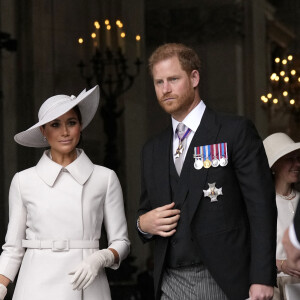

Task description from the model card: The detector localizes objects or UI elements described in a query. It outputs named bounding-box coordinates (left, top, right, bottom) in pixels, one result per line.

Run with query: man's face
left=152, top=56, right=199, bottom=121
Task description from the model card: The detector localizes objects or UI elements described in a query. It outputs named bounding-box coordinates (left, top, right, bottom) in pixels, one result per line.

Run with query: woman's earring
left=43, top=136, right=47, bottom=142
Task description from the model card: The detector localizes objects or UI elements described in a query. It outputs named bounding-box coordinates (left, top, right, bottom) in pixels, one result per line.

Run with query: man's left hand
left=249, top=284, right=273, bottom=300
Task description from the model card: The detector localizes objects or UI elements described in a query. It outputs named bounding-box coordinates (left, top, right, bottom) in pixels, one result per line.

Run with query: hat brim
left=14, top=85, right=100, bottom=147
left=269, top=142, right=300, bottom=167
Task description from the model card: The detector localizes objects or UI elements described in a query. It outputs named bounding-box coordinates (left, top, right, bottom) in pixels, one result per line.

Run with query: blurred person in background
left=264, top=132, right=300, bottom=300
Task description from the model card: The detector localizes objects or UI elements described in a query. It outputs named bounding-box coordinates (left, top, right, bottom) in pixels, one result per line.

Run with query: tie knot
left=177, top=123, right=187, bottom=139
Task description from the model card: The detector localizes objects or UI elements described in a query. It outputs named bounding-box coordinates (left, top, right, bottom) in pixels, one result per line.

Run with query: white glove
left=0, top=284, right=7, bottom=300
left=69, top=249, right=115, bottom=290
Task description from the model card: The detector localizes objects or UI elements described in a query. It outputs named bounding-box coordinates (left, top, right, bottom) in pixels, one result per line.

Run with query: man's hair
left=148, top=43, right=201, bottom=76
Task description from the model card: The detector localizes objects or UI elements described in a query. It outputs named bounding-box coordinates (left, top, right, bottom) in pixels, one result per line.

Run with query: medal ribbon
left=177, top=127, right=192, bottom=143
left=224, top=142, right=228, bottom=159
left=205, top=145, right=211, bottom=161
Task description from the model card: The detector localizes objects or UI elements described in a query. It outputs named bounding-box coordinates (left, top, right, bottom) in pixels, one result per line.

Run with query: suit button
left=171, top=240, right=177, bottom=246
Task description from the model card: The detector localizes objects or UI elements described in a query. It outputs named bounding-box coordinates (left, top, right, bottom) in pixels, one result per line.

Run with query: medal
left=194, top=159, right=203, bottom=170
left=175, top=143, right=184, bottom=159
left=203, top=145, right=211, bottom=168
left=193, top=146, right=203, bottom=170
left=174, top=126, right=192, bottom=159
left=219, top=143, right=228, bottom=166
left=211, top=144, right=219, bottom=167
left=203, top=182, right=223, bottom=202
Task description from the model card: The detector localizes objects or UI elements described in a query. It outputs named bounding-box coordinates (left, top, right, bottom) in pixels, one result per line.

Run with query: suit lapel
left=187, top=108, right=221, bottom=220
left=154, top=126, right=172, bottom=206
left=173, top=108, right=221, bottom=216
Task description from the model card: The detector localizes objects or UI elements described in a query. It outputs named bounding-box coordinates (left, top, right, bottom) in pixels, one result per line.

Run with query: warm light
left=78, top=38, right=84, bottom=44
left=288, top=55, right=293, bottom=61
left=282, top=59, right=287, bottom=65
left=94, top=21, right=100, bottom=29
left=121, top=32, right=126, bottom=38
left=136, top=35, right=141, bottom=41
left=116, top=20, right=121, bottom=26
left=290, top=99, right=295, bottom=105
left=106, top=25, right=111, bottom=30
left=283, top=91, right=288, bottom=97
left=284, top=77, right=289, bottom=82
left=267, top=93, right=272, bottom=99
left=91, top=32, right=96, bottom=39
left=261, top=96, right=268, bottom=103
left=273, top=99, right=278, bottom=104
left=275, top=76, right=280, bottom=81
left=280, top=71, right=285, bottom=76
left=105, top=19, right=110, bottom=25
left=270, top=73, right=277, bottom=80
left=291, top=70, right=296, bottom=75
left=298, top=77, right=300, bottom=82
left=275, top=57, right=280, bottom=63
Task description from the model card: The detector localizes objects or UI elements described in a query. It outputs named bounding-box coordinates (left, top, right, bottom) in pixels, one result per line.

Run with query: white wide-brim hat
left=263, top=132, right=300, bottom=167
left=14, top=85, right=100, bottom=147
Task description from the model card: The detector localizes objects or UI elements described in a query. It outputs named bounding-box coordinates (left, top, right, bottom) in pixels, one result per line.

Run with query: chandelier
left=77, top=19, right=142, bottom=171
left=260, top=54, right=300, bottom=122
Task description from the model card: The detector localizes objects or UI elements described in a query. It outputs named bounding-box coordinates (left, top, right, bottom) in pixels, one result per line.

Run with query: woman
left=0, top=85, right=130, bottom=300
left=263, top=132, right=300, bottom=300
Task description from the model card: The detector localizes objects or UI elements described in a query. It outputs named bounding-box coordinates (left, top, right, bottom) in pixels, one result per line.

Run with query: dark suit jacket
left=137, top=107, right=277, bottom=300
left=294, top=199, right=300, bottom=241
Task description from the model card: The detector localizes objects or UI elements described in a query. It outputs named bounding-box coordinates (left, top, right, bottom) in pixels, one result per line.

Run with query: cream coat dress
left=0, top=149, right=130, bottom=300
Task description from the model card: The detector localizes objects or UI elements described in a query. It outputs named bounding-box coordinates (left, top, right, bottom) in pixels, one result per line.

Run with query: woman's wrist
left=280, top=259, right=286, bottom=273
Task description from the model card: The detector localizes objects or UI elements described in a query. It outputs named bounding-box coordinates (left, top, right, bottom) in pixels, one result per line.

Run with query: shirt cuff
left=289, top=223, right=300, bottom=250
left=137, top=217, right=153, bottom=239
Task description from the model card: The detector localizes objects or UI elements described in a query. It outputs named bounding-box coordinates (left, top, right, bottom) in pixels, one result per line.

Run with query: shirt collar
left=35, top=149, right=94, bottom=186
left=172, top=100, right=206, bottom=135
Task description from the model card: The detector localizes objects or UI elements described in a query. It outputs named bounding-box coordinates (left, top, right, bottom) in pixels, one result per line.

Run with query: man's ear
left=190, top=70, right=200, bottom=88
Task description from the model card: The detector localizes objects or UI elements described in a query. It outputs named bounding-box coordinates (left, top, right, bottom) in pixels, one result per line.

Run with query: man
left=137, top=43, right=277, bottom=300
left=283, top=204, right=300, bottom=271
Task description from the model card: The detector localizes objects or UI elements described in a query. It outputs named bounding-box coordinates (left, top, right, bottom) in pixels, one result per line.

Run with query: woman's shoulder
left=17, top=166, right=36, bottom=177
left=92, top=164, right=116, bottom=176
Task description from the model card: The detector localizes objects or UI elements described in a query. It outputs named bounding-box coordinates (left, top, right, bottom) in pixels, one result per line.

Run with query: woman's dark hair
left=72, top=105, right=82, bottom=125
left=72, top=106, right=83, bottom=146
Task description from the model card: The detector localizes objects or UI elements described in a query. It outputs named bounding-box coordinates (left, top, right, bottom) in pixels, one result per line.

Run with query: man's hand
left=139, top=202, right=180, bottom=237
left=282, top=228, right=300, bottom=270
left=249, top=284, right=273, bottom=300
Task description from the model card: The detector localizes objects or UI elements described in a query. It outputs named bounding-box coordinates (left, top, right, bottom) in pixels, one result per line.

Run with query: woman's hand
left=69, top=249, right=115, bottom=290
left=278, top=259, right=300, bottom=277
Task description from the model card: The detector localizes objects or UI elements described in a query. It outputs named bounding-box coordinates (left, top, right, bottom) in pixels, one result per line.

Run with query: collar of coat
left=35, top=149, right=94, bottom=186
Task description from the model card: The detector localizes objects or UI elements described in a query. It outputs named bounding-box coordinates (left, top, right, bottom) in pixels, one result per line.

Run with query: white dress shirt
left=172, top=100, right=206, bottom=163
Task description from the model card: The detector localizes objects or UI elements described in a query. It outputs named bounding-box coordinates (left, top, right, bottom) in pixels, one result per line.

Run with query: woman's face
left=40, top=109, right=82, bottom=156
left=272, top=150, right=300, bottom=185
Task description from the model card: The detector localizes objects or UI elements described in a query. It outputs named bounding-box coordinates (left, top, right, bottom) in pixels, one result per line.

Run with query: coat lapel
left=154, top=126, right=173, bottom=206
left=187, top=108, right=221, bottom=221
left=173, top=108, right=221, bottom=216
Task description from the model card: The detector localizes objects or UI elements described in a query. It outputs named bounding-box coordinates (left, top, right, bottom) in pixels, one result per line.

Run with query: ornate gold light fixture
left=76, top=19, right=142, bottom=171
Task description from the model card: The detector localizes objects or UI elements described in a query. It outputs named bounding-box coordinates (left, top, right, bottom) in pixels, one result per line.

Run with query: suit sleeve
left=0, top=173, right=27, bottom=281
left=136, top=143, right=156, bottom=243
left=293, top=203, right=300, bottom=244
left=232, top=119, right=277, bottom=286
left=103, top=170, right=130, bottom=269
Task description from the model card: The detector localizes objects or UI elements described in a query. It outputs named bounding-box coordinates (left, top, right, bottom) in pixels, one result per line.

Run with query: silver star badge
left=203, top=182, right=223, bottom=202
